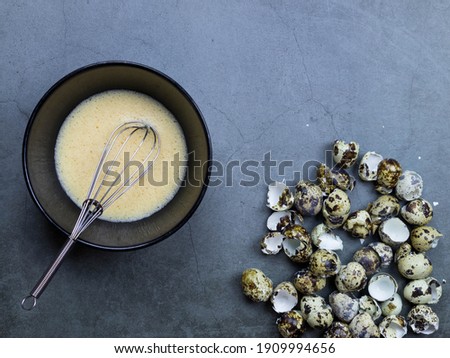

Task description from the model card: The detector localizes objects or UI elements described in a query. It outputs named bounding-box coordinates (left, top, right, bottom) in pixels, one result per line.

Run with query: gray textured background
left=1, top=0, right=449, bottom=337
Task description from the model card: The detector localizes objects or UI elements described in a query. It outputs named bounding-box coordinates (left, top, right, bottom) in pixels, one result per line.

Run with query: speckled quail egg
left=306, top=305, right=334, bottom=330
left=266, top=210, right=302, bottom=232
left=333, top=140, right=360, bottom=168
left=282, top=225, right=313, bottom=263
left=276, top=310, right=306, bottom=338
left=352, top=247, right=381, bottom=276
left=400, top=198, right=433, bottom=226
left=395, top=170, right=423, bottom=201
left=317, top=163, right=355, bottom=195
left=397, top=251, right=433, bottom=279
left=381, top=293, right=403, bottom=316
left=293, top=268, right=326, bottom=295
left=343, top=210, right=372, bottom=240
left=358, top=151, right=383, bottom=181
left=299, top=295, right=327, bottom=317
left=271, top=281, right=298, bottom=313
left=368, top=273, right=398, bottom=302
left=403, top=277, right=442, bottom=305
left=378, top=217, right=410, bottom=247
left=349, top=312, right=380, bottom=338
left=267, top=181, right=294, bottom=211
left=367, top=194, right=400, bottom=229
left=407, top=305, right=439, bottom=335
left=394, top=242, right=412, bottom=263
left=335, top=262, right=367, bottom=293
left=309, top=249, right=341, bottom=277
left=368, top=242, right=393, bottom=268
left=323, top=321, right=352, bottom=338
left=379, top=315, right=408, bottom=338
left=241, top=268, right=273, bottom=302
left=329, top=291, right=359, bottom=323
left=410, top=226, right=443, bottom=252
left=376, top=158, right=402, bottom=194
left=294, top=181, right=323, bottom=216
left=358, top=295, right=381, bottom=320
left=311, top=223, right=343, bottom=251
left=322, top=189, right=351, bottom=229
left=260, top=232, right=284, bottom=255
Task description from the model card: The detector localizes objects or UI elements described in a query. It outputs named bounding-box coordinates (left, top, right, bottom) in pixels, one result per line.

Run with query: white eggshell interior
left=381, top=217, right=410, bottom=243
left=267, top=181, right=288, bottom=210
left=261, top=233, right=284, bottom=255
left=317, top=232, right=343, bottom=251
left=282, top=238, right=304, bottom=257
left=267, top=211, right=290, bottom=231
left=368, top=274, right=397, bottom=301
left=272, top=290, right=297, bottom=313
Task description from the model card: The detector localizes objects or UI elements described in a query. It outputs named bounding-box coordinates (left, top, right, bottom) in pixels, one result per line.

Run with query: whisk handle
left=21, top=238, right=77, bottom=310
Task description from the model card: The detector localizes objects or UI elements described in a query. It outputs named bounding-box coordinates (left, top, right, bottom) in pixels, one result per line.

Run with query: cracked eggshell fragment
left=353, top=247, right=381, bottom=276
left=293, top=268, right=326, bottom=295
left=358, top=295, right=381, bottom=321
left=311, top=223, right=343, bottom=251
left=358, top=151, right=383, bottom=181
left=241, top=268, right=273, bottom=302
left=368, top=273, right=398, bottom=302
left=395, top=170, right=423, bottom=201
left=309, top=249, right=341, bottom=277
left=294, top=181, right=323, bottom=216
left=400, top=198, right=433, bottom=226
left=282, top=225, right=313, bottom=263
left=349, top=312, right=380, bottom=338
left=329, top=291, right=359, bottom=323
left=276, top=310, right=306, bottom=338
left=335, top=262, right=367, bottom=293
left=266, top=211, right=298, bottom=232
left=407, top=305, right=439, bottom=335
left=267, top=182, right=294, bottom=211
left=410, top=226, right=443, bottom=252
left=381, top=293, right=403, bottom=316
left=378, top=217, right=410, bottom=247
left=323, top=321, right=351, bottom=338
left=367, top=195, right=400, bottom=228
left=343, top=210, right=372, bottom=240
left=403, top=277, right=442, bottom=305
left=376, top=158, right=402, bottom=194
left=271, top=282, right=298, bottom=313
left=333, top=140, right=360, bottom=169
left=317, top=163, right=355, bottom=195
left=397, top=252, right=433, bottom=279
left=379, top=315, right=408, bottom=338
left=368, top=242, right=393, bottom=268
left=260, top=232, right=284, bottom=255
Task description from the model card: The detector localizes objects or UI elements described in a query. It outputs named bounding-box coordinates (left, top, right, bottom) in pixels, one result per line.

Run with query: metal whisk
left=21, top=121, right=160, bottom=310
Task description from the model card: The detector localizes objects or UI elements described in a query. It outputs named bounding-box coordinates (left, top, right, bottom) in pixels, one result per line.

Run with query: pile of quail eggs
left=241, top=140, right=444, bottom=338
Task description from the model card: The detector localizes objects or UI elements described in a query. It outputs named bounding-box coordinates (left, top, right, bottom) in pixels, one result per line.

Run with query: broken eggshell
left=395, top=170, right=423, bottom=201
left=323, top=321, right=352, bottom=338
left=282, top=225, right=313, bottom=263
left=376, top=158, right=402, bottom=194
left=368, top=273, right=398, bottom=302
left=335, top=262, right=367, bottom=293
left=379, top=315, right=408, bottom=338
left=410, top=226, right=443, bottom=252
left=381, top=293, right=403, bottom=317
left=403, top=277, right=442, bottom=305
left=349, top=312, right=380, bottom=338
left=311, top=223, right=343, bottom=251
left=241, top=268, right=273, bottom=302
left=329, top=291, right=359, bottom=323
left=271, top=281, right=298, bottom=313
left=358, top=295, right=381, bottom=321
left=397, top=251, right=433, bottom=280
left=407, top=305, right=439, bottom=335
left=260, top=232, right=284, bottom=255
left=267, top=182, right=294, bottom=211
left=368, top=242, right=393, bottom=268
left=309, top=249, right=341, bottom=277
left=400, top=198, right=433, bottom=226
left=293, top=268, right=327, bottom=295
left=294, top=181, right=323, bottom=216
left=276, top=310, right=306, bottom=338
left=317, top=163, right=355, bottom=195
left=343, top=210, right=372, bottom=240
left=378, top=217, right=410, bottom=247
left=367, top=194, right=400, bottom=228
left=353, top=247, right=381, bottom=276
left=333, top=140, right=360, bottom=169
left=266, top=210, right=302, bottom=232
left=358, top=151, right=383, bottom=181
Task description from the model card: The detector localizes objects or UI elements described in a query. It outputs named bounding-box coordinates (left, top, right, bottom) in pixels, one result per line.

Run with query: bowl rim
left=22, top=60, right=212, bottom=251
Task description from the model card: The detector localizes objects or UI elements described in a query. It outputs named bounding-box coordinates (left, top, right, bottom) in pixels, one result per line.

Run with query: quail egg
left=379, top=315, right=408, bottom=338
left=329, top=291, right=359, bottom=323
left=293, top=268, right=326, bottom=295
left=333, top=140, right=360, bottom=168
left=368, top=242, right=393, bottom=268
left=311, top=223, right=343, bottom=251
left=294, top=181, right=323, bottom=216
left=400, top=198, right=433, bottom=226
left=323, top=321, right=351, bottom=338
left=407, top=305, right=439, bottom=335
left=317, top=163, right=355, bottom=195
left=322, top=189, right=351, bottom=229
left=397, top=251, right=433, bottom=280
left=271, top=281, right=298, bottom=313
left=358, top=151, right=383, bottom=181
left=353, top=247, right=381, bottom=276
left=403, top=277, right=442, bottom=305
left=299, top=295, right=327, bottom=317
left=378, top=217, right=410, bottom=247
left=358, top=295, right=381, bottom=320
left=241, top=268, right=273, bottom=302
left=309, top=249, right=341, bottom=277
left=394, top=242, right=412, bottom=263
left=343, top=210, right=372, bottom=240
left=276, top=310, right=306, bottom=338
left=306, top=305, right=334, bottom=329
left=267, top=181, right=294, bottom=211
left=335, top=262, right=367, bottom=293
left=282, top=225, right=313, bottom=263
left=395, top=170, right=423, bottom=201
left=410, top=226, right=443, bottom=252
left=376, top=158, right=402, bottom=194
left=367, top=194, right=400, bottom=228
left=260, top=232, right=284, bottom=255
left=349, top=312, right=380, bottom=338
left=368, top=273, right=398, bottom=302
left=266, top=210, right=302, bottom=232
left=380, top=293, right=403, bottom=316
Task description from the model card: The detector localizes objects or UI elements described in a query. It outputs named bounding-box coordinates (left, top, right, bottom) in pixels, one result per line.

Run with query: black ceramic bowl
left=23, top=61, right=211, bottom=250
